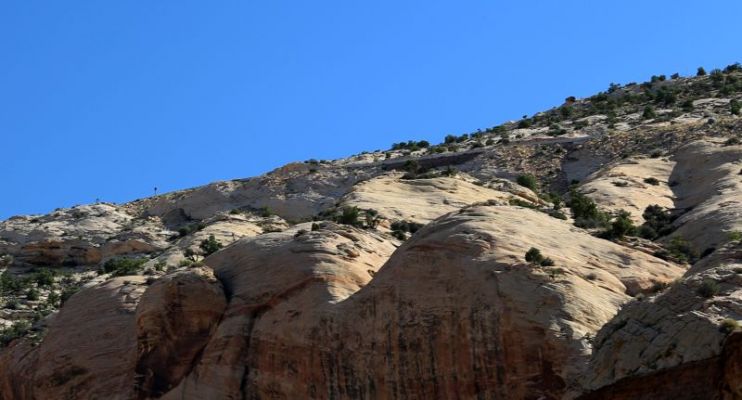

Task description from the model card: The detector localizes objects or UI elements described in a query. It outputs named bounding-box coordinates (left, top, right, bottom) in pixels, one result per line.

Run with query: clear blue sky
left=1, top=1, right=740, bottom=219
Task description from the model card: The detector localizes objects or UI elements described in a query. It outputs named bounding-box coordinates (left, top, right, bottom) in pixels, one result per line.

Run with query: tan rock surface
left=580, top=157, right=676, bottom=223
left=340, top=173, right=514, bottom=223
left=161, top=206, right=682, bottom=400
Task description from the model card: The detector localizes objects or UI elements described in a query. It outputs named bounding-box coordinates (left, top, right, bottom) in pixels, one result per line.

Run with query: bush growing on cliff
left=667, top=237, right=699, bottom=263
left=603, top=210, right=637, bottom=239
left=640, top=205, right=675, bottom=239
left=568, top=190, right=609, bottom=228
left=390, top=220, right=423, bottom=240
left=525, top=247, right=555, bottom=266
left=643, top=177, right=660, bottom=185
left=0, top=320, right=32, bottom=348
left=25, top=288, right=39, bottom=301
left=337, top=206, right=361, bottom=227
left=0, top=271, right=26, bottom=296
left=681, top=99, right=694, bottom=112
left=697, top=279, right=720, bottom=298
left=517, top=118, right=532, bottom=129
left=642, top=106, right=657, bottom=119
left=720, top=318, right=740, bottom=334
left=364, top=209, right=381, bottom=229
left=101, top=257, right=147, bottom=277
left=178, top=222, right=206, bottom=238
left=30, top=268, right=56, bottom=287
left=516, top=174, right=538, bottom=192
left=730, top=99, right=740, bottom=115
left=525, top=247, right=543, bottom=264
left=199, top=234, right=223, bottom=256
left=391, top=140, right=430, bottom=151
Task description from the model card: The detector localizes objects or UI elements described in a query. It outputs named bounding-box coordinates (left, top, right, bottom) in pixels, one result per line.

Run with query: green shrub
left=697, top=279, right=719, bottom=298
left=573, top=119, right=588, bottom=129
left=720, top=319, right=740, bottom=334
left=101, top=258, right=147, bottom=277
left=30, top=268, right=56, bottom=287
left=390, top=220, right=423, bottom=240
left=391, top=230, right=407, bottom=240
left=517, top=118, right=532, bottom=129
left=604, top=210, right=637, bottom=239
left=391, top=140, right=430, bottom=151
left=403, top=160, right=421, bottom=175
left=516, top=174, right=538, bottom=192
left=666, top=237, right=699, bottom=263
left=731, top=100, right=741, bottom=115
left=546, top=267, right=566, bottom=280
left=1, top=272, right=26, bottom=296
left=441, top=166, right=457, bottom=177
left=25, top=288, right=39, bottom=301
left=364, top=209, right=381, bottom=229
left=183, top=248, right=198, bottom=261
left=178, top=222, right=206, bottom=237
left=639, top=225, right=658, bottom=240
left=568, top=190, right=610, bottom=228
left=640, top=205, right=674, bottom=239
left=549, top=210, right=568, bottom=220
left=525, top=247, right=544, bottom=264
left=724, top=63, right=742, bottom=73
left=681, top=99, right=694, bottom=112
left=643, top=177, right=660, bottom=185
left=60, top=286, right=80, bottom=306
left=540, top=257, right=555, bottom=267
left=560, top=106, right=573, bottom=118
left=0, top=320, right=32, bottom=347
left=642, top=106, right=656, bottom=120
left=697, top=67, right=706, bottom=76
left=508, top=198, right=538, bottom=209
left=153, top=261, right=166, bottom=271
left=199, top=234, right=223, bottom=256
left=337, top=206, right=361, bottom=227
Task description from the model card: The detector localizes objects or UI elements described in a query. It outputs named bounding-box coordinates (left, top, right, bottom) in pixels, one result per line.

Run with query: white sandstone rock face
left=580, top=156, right=676, bottom=223
left=340, top=173, right=515, bottom=223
